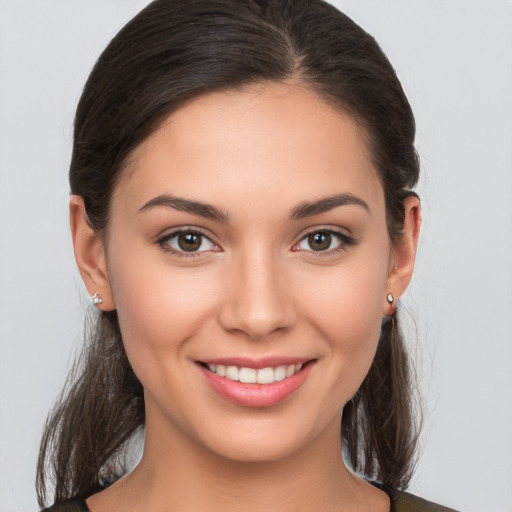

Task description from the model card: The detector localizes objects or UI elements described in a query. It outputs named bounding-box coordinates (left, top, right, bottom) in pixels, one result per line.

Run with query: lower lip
left=198, top=362, right=314, bottom=408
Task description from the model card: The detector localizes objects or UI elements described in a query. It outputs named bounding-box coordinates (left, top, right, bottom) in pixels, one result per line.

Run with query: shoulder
left=40, top=499, right=89, bottom=512
left=385, top=486, right=460, bottom=512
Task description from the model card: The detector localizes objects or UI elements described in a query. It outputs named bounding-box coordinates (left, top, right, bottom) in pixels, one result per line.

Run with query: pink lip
left=197, top=360, right=315, bottom=408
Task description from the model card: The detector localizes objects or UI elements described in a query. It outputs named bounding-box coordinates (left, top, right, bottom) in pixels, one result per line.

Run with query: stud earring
left=386, top=292, right=394, bottom=304
left=91, top=292, right=103, bottom=306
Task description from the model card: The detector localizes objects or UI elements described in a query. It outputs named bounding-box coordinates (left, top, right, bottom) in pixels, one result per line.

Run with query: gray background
left=1, top=1, right=511, bottom=511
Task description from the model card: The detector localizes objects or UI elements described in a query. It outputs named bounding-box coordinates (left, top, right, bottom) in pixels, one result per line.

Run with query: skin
left=71, top=82, right=421, bottom=512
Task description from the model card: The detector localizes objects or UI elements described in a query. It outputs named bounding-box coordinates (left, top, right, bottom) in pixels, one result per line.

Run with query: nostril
left=217, top=306, right=297, bottom=341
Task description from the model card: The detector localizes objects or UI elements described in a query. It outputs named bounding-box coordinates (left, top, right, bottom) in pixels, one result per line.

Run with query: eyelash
left=292, top=228, right=356, bottom=255
left=156, top=228, right=219, bottom=258
left=156, top=227, right=356, bottom=258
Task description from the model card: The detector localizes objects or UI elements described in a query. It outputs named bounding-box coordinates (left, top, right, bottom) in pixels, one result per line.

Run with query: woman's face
left=99, top=83, right=406, bottom=461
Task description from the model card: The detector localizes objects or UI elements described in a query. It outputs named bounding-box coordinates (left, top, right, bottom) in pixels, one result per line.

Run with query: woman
left=37, top=0, right=455, bottom=510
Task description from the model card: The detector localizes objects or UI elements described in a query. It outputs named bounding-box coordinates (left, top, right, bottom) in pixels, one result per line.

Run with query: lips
left=197, top=358, right=315, bottom=408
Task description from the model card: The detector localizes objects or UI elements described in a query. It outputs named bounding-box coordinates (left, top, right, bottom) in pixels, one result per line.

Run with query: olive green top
left=41, top=486, right=459, bottom=512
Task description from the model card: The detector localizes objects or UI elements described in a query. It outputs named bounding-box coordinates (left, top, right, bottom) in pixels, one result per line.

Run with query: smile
left=197, top=359, right=315, bottom=407
left=205, top=363, right=303, bottom=384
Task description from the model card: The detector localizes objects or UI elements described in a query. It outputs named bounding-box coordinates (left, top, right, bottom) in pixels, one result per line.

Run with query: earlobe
left=383, top=195, right=421, bottom=315
left=70, top=195, right=116, bottom=311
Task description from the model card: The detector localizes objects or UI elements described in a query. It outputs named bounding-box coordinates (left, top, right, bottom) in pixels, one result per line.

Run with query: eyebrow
left=139, top=194, right=230, bottom=222
left=289, top=193, right=370, bottom=220
left=139, top=192, right=369, bottom=223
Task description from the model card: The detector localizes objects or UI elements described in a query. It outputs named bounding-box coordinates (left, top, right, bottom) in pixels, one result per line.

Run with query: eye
left=157, top=229, right=219, bottom=255
left=294, top=230, right=355, bottom=253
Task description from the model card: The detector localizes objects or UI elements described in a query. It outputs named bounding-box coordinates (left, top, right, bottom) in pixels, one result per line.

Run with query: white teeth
left=256, top=367, right=275, bottom=384
left=274, top=366, right=286, bottom=381
left=225, top=365, right=239, bottom=381
left=206, top=362, right=306, bottom=384
left=239, top=367, right=257, bottom=383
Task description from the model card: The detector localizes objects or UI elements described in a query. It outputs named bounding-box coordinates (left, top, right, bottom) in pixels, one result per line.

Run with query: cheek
left=296, top=251, right=389, bottom=397
left=311, top=271, right=384, bottom=351
left=107, top=251, right=220, bottom=374
left=301, top=254, right=388, bottom=339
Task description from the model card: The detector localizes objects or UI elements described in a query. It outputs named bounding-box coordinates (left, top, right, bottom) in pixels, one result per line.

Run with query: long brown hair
left=37, top=0, right=420, bottom=506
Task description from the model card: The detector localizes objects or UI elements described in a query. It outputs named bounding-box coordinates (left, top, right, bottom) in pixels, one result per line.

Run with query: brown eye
left=159, top=230, right=218, bottom=255
left=177, top=233, right=202, bottom=251
left=294, top=229, right=355, bottom=254
left=307, top=231, right=332, bottom=251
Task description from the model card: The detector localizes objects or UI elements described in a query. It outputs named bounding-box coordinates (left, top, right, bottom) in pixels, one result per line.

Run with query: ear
left=383, top=195, right=421, bottom=315
left=70, top=195, right=116, bottom=311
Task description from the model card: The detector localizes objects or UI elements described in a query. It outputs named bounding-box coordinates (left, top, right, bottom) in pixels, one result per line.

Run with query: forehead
left=114, top=82, right=384, bottom=217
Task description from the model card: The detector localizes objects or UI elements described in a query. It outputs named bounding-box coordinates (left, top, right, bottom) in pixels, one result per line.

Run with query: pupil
left=308, top=232, right=331, bottom=251
left=178, top=233, right=201, bottom=251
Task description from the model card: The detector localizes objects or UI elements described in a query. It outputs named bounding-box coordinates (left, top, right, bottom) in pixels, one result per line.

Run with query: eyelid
left=292, top=226, right=357, bottom=253
left=155, top=226, right=221, bottom=257
left=155, top=225, right=355, bottom=258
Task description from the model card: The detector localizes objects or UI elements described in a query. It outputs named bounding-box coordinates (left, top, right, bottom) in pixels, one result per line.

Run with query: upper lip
left=198, top=356, right=314, bottom=369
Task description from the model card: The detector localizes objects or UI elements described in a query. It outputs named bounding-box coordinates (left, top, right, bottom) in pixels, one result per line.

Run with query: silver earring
left=386, top=293, right=394, bottom=304
left=91, top=292, right=103, bottom=306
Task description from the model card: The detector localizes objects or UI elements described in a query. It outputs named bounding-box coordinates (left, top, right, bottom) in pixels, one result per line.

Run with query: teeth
left=256, top=367, right=275, bottom=384
left=206, top=362, right=305, bottom=384
left=239, top=367, right=257, bottom=383
left=225, top=365, right=239, bottom=381
left=275, top=366, right=286, bottom=381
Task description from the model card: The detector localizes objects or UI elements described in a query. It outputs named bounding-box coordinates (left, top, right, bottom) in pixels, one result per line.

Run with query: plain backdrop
left=1, top=1, right=511, bottom=511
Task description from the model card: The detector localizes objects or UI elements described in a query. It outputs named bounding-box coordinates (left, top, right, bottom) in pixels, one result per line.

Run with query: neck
left=89, top=414, right=371, bottom=512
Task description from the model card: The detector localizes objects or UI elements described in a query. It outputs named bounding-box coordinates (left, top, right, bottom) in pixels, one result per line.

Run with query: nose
left=217, top=250, right=297, bottom=341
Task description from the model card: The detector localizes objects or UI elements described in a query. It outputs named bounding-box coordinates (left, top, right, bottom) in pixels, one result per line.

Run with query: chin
left=205, top=433, right=305, bottom=463
left=191, top=409, right=335, bottom=464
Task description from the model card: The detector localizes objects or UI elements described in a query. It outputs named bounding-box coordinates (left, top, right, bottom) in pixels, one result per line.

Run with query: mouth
left=199, top=361, right=309, bottom=384
left=196, top=358, right=316, bottom=407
